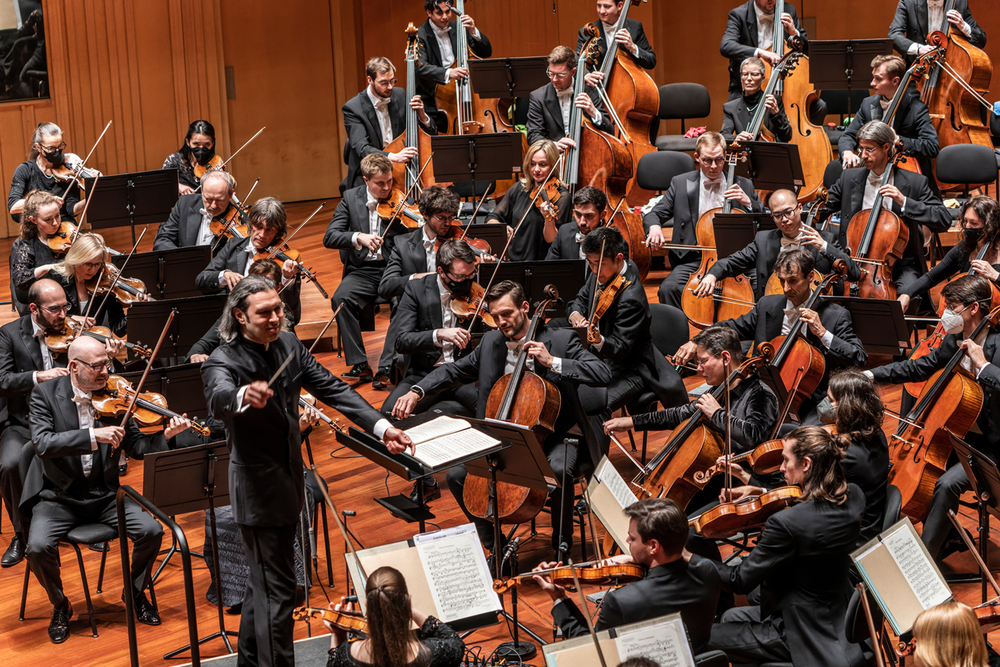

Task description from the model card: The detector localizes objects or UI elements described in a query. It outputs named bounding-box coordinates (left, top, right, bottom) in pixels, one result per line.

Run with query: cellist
left=889, top=0, right=987, bottom=66
left=391, top=279, right=611, bottom=558
left=574, top=0, right=657, bottom=71
left=865, top=275, right=1000, bottom=562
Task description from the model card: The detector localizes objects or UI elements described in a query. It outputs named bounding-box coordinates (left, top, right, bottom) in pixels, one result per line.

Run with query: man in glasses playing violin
left=23, top=334, right=195, bottom=643
left=153, top=169, right=237, bottom=256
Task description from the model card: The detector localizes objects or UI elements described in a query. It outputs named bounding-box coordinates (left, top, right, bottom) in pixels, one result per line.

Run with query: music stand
left=126, top=295, right=227, bottom=364
left=469, top=57, right=550, bottom=100
left=461, top=223, right=511, bottom=253
left=431, top=133, right=523, bottom=189
left=83, top=169, right=179, bottom=246
left=810, top=39, right=893, bottom=118
left=142, top=441, right=239, bottom=658
left=823, top=296, right=911, bottom=356
left=711, top=212, right=778, bottom=259
left=948, top=431, right=1000, bottom=599
left=112, top=246, right=212, bottom=300
left=120, top=362, right=211, bottom=422
left=733, top=141, right=805, bottom=192
left=478, top=260, right=588, bottom=315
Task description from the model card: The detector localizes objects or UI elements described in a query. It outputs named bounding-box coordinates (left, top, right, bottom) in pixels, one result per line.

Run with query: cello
left=887, top=306, right=1000, bottom=521
left=461, top=285, right=562, bottom=524
left=386, top=24, right=437, bottom=194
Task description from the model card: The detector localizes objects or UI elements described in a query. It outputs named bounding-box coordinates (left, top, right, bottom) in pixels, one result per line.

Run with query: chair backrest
left=935, top=143, right=998, bottom=186
left=658, top=83, right=711, bottom=121
left=823, top=158, right=843, bottom=190
left=819, top=89, right=869, bottom=116
left=636, top=151, right=696, bottom=192
left=650, top=304, right=690, bottom=357
left=882, top=484, right=902, bottom=532
left=694, top=650, right=730, bottom=667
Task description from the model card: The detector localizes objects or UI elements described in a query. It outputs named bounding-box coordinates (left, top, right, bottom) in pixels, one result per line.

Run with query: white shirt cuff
left=551, top=358, right=563, bottom=375
left=89, top=426, right=97, bottom=449
left=819, top=240, right=828, bottom=254
left=900, top=197, right=908, bottom=214
left=591, top=110, right=602, bottom=124
left=908, top=43, right=921, bottom=54
left=443, top=68, right=453, bottom=84
left=471, top=28, right=481, bottom=39
left=863, top=370, right=874, bottom=379
left=351, top=231, right=361, bottom=249
left=820, top=330, right=834, bottom=348
left=236, top=385, right=253, bottom=413
left=629, top=42, right=639, bottom=56
left=754, top=47, right=762, bottom=57
left=594, top=336, right=605, bottom=352
left=962, top=22, right=972, bottom=38
left=373, top=418, right=391, bottom=440
left=218, top=270, right=227, bottom=287
left=32, top=371, right=38, bottom=386
left=433, top=329, right=443, bottom=347
left=976, top=362, right=992, bottom=379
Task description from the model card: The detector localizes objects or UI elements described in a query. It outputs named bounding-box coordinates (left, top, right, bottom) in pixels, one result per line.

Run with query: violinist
left=324, top=153, right=400, bottom=382
left=531, top=498, right=720, bottom=654
left=824, top=120, right=951, bottom=311
left=376, top=185, right=465, bottom=390
left=695, top=188, right=859, bottom=301
left=160, top=119, right=219, bottom=196
left=392, top=279, right=611, bottom=556
left=707, top=426, right=866, bottom=667
left=153, top=169, right=238, bottom=255
left=575, top=0, right=657, bottom=71
left=720, top=0, right=807, bottom=100
left=866, top=274, right=1000, bottom=561
left=7, top=122, right=83, bottom=222
left=526, top=46, right=612, bottom=150
left=9, top=189, right=63, bottom=311
left=545, top=186, right=606, bottom=262
left=200, top=276, right=411, bottom=666
left=568, top=227, right=687, bottom=454
left=910, top=601, right=990, bottom=667
left=415, top=0, right=492, bottom=130
left=341, top=56, right=436, bottom=195
left=838, top=55, right=940, bottom=184
left=675, top=248, right=868, bottom=424
left=889, top=0, right=986, bottom=65
left=720, top=57, right=792, bottom=143
left=485, top=139, right=570, bottom=261
left=642, top=131, right=761, bottom=308
left=23, top=335, right=195, bottom=644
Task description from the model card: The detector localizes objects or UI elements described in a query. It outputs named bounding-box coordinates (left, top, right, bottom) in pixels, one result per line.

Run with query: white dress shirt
left=71, top=383, right=99, bottom=475
left=863, top=169, right=907, bottom=213
left=436, top=23, right=483, bottom=82
left=558, top=81, right=601, bottom=133
left=754, top=2, right=775, bottom=52
left=431, top=276, right=458, bottom=364
left=196, top=208, right=217, bottom=246
left=699, top=170, right=725, bottom=217
left=503, top=336, right=562, bottom=375
left=781, top=298, right=834, bottom=348
left=908, top=1, right=971, bottom=52
left=217, top=237, right=256, bottom=287
left=366, top=85, right=394, bottom=149
left=350, top=190, right=384, bottom=261
left=30, top=318, right=55, bottom=386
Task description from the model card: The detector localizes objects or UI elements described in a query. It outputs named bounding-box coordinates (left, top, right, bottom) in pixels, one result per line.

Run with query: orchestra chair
left=818, top=159, right=845, bottom=236
left=989, top=110, right=1000, bottom=197
left=636, top=150, right=697, bottom=195
left=818, top=89, right=870, bottom=149
left=653, top=83, right=711, bottom=153
left=17, top=442, right=120, bottom=639
left=844, top=584, right=885, bottom=667
left=693, top=651, right=729, bottom=667
left=930, top=143, right=999, bottom=265
left=881, top=484, right=902, bottom=532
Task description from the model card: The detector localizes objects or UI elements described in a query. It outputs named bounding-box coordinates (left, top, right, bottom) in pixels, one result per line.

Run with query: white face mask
left=940, top=307, right=965, bottom=335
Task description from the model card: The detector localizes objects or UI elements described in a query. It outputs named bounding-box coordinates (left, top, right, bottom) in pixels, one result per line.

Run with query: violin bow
left=307, top=305, right=343, bottom=355
left=60, top=120, right=113, bottom=199
left=947, top=508, right=1000, bottom=597
left=566, top=558, right=610, bottom=667
left=91, top=226, right=149, bottom=322
left=591, top=82, right=630, bottom=143
left=311, top=461, right=370, bottom=584
left=723, top=356, right=733, bottom=494
left=459, top=181, right=495, bottom=241
left=267, top=350, right=296, bottom=389
left=582, top=482, right=605, bottom=561
left=498, top=152, right=565, bottom=262
left=193, top=127, right=266, bottom=193
left=266, top=202, right=327, bottom=262
left=382, top=152, right=435, bottom=238
left=71, top=172, right=100, bottom=244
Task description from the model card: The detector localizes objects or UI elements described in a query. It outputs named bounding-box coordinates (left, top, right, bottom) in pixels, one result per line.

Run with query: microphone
left=344, top=595, right=358, bottom=603
left=342, top=510, right=356, bottom=517
left=501, top=536, right=520, bottom=565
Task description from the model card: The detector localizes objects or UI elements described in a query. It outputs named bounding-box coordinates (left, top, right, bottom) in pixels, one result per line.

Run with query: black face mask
left=445, top=277, right=474, bottom=297
left=42, top=148, right=63, bottom=166
left=191, top=145, right=215, bottom=165
left=964, top=227, right=985, bottom=245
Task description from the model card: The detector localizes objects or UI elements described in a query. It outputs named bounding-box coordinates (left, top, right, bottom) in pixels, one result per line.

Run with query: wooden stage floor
left=0, top=200, right=996, bottom=665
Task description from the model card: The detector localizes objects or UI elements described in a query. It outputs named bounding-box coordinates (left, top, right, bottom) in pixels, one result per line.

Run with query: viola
left=292, top=606, right=368, bottom=634
left=692, top=438, right=785, bottom=486
left=87, top=262, right=153, bottom=306
left=449, top=282, right=497, bottom=329
left=192, top=154, right=224, bottom=181
left=586, top=272, right=630, bottom=345
left=689, top=485, right=801, bottom=539
left=44, top=315, right=152, bottom=361
left=46, top=220, right=78, bottom=257
left=253, top=242, right=328, bottom=300
left=493, top=561, right=645, bottom=594
left=437, top=223, right=493, bottom=258
left=92, top=374, right=212, bottom=437
left=299, top=389, right=346, bottom=433
left=377, top=188, right=424, bottom=229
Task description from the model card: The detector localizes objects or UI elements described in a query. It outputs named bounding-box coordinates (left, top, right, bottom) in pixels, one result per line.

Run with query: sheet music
left=614, top=617, right=695, bottom=667
left=884, top=526, right=951, bottom=610
left=405, top=416, right=472, bottom=445
left=410, top=428, right=500, bottom=469
left=414, top=524, right=500, bottom=622
left=598, top=458, right=638, bottom=510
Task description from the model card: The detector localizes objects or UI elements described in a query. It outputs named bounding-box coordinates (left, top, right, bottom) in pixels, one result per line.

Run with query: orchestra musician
left=200, top=276, right=411, bottom=667
left=720, top=56, right=792, bottom=143
left=391, top=279, right=611, bottom=556
left=720, top=0, right=806, bottom=100
left=485, top=139, right=571, bottom=261
left=8, top=122, right=83, bottom=222
left=415, top=0, right=492, bottom=131
left=341, top=56, right=436, bottom=195
left=161, top=119, right=219, bottom=196
left=9, top=189, right=63, bottom=312
left=910, top=601, right=990, bottom=667
left=324, top=154, right=401, bottom=383
left=568, top=227, right=687, bottom=455
left=545, top=186, right=606, bottom=263
left=642, top=131, right=762, bottom=308
left=889, top=0, right=987, bottom=65
left=375, top=185, right=464, bottom=390
left=707, top=425, right=866, bottom=667
left=575, top=0, right=657, bottom=71
left=675, top=248, right=868, bottom=424
left=531, top=498, right=720, bottom=654
left=694, top=188, right=859, bottom=301
left=23, top=335, right=194, bottom=643
left=838, top=55, right=940, bottom=185
left=153, top=169, right=238, bottom=255
left=526, top=46, right=613, bottom=150
left=824, top=120, right=952, bottom=311
left=866, top=274, right=1000, bottom=561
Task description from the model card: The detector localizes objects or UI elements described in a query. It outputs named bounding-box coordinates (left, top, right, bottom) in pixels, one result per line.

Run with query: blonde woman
left=911, top=601, right=988, bottom=667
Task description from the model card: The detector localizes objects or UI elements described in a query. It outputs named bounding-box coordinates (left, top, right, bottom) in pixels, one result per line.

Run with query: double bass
left=878, top=50, right=944, bottom=177
left=386, top=24, right=437, bottom=193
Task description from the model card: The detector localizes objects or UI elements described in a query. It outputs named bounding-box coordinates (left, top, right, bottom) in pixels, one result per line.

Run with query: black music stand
left=112, top=246, right=212, bottom=300
left=810, top=39, right=893, bottom=118
left=432, top=133, right=523, bottom=190
left=948, top=431, right=1000, bottom=599
left=478, top=260, right=587, bottom=315
left=733, top=141, right=806, bottom=192
left=141, top=441, right=239, bottom=658
left=712, top=213, right=778, bottom=259
left=823, top=296, right=911, bottom=356
left=126, top=295, right=227, bottom=365
left=468, top=57, right=550, bottom=133
left=83, top=169, right=179, bottom=246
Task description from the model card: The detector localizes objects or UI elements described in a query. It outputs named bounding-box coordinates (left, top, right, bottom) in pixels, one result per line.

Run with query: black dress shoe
left=119, top=457, right=129, bottom=476
left=341, top=363, right=373, bottom=382
left=125, top=589, right=161, bottom=626
left=48, top=601, right=72, bottom=644
left=2, top=534, right=25, bottom=567
left=409, top=479, right=441, bottom=503
left=371, top=367, right=392, bottom=390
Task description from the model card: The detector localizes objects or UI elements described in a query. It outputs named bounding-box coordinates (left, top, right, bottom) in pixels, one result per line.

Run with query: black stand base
left=496, top=640, right=538, bottom=660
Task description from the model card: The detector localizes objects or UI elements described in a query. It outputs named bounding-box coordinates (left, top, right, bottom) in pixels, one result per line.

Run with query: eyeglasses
left=857, top=146, right=882, bottom=155
left=76, top=358, right=112, bottom=372
left=944, top=303, right=969, bottom=316
left=39, top=304, right=70, bottom=315
left=374, top=78, right=398, bottom=87
left=39, top=142, right=66, bottom=152
left=446, top=269, right=476, bottom=282
left=545, top=70, right=571, bottom=80
left=695, top=354, right=719, bottom=369
left=699, top=157, right=726, bottom=166
left=740, top=71, right=764, bottom=79
left=771, top=207, right=799, bottom=221
left=429, top=214, right=455, bottom=224
left=82, top=260, right=104, bottom=270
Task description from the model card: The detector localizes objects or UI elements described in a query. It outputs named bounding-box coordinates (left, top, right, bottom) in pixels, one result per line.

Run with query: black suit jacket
left=201, top=331, right=384, bottom=527
left=837, top=90, right=939, bottom=178
left=0, top=315, right=68, bottom=429
left=526, top=82, right=614, bottom=145
left=323, top=184, right=400, bottom=270
left=379, top=227, right=434, bottom=300
left=824, top=166, right=952, bottom=271
left=153, top=193, right=229, bottom=254
left=22, top=375, right=167, bottom=512
left=415, top=19, right=492, bottom=112
left=575, top=17, right=656, bottom=70
left=713, top=485, right=867, bottom=667
left=195, top=235, right=250, bottom=292
left=340, top=87, right=436, bottom=195
left=889, top=0, right=986, bottom=63
left=721, top=94, right=792, bottom=142
left=642, top=169, right=763, bottom=263
left=709, top=227, right=861, bottom=299
left=720, top=1, right=807, bottom=94
left=554, top=556, right=721, bottom=654
left=393, top=274, right=450, bottom=380
left=544, top=223, right=585, bottom=261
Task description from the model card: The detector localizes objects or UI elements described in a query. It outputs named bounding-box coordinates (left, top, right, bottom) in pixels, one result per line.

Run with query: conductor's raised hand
left=383, top=426, right=414, bottom=455
left=243, top=380, right=273, bottom=409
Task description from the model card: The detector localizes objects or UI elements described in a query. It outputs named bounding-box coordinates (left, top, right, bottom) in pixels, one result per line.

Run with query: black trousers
left=709, top=605, right=792, bottom=666
left=236, top=523, right=297, bottom=667
left=0, top=425, right=29, bottom=533
left=657, top=255, right=700, bottom=308
left=380, top=378, right=477, bottom=419
left=331, top=263, right=384, bottom=367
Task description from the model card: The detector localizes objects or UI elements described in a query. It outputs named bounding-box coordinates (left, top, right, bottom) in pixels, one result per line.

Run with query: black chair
left=881, top=484, right=902, bottom=532
left=932, top=143, right=999, bottom=264
left=636, top=151, right=696, bottom=193
left=845, top=584, right=885, bottom=666
left=694, top=650, right=730, bottom=667
left=654, top=83, right=711, bottom=152
left=819, top=89, right=870, bottom=149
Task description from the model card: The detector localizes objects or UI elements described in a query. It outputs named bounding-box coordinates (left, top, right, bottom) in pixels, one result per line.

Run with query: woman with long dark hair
left=162, top=120, right=218, bottom=195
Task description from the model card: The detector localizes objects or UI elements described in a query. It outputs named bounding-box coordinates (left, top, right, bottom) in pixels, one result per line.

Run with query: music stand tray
left=733, top=141, right=805, bottom=192
left=112, top=246, right=212, bottom=300
left=478, top=260, right=588, bottom=315
left=711, top=212, right=777, bottom=259
left=120, top=362, right=210, bottom=421
left=83, top=169, right=179, bottom=244
left=468, top=57, right=550, bottom=99
left=126, top=294, right=227, bottom=363
left=431, top=133, right=524, bottom=184
left=822, top=296, right=911, bottom=356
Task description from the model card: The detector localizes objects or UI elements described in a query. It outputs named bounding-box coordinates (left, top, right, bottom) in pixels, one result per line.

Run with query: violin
left=586, top=272, right=630, bottom=344
left=529, top=178, right=562, bottom=224
left=92, top=374, right=212, bottom=437
left=292, top=606, right=368, bottom=635
left=254, top=242, right=330, bottom=299
left=44, top=315, right=152, bottom=361
left=298, top=389, right=346, bottom=433
left=46, top=220, right=78, bottom=257
left=209, top=203, right=249, bottom=243
left=87, top=262, right=153, bottom=306
left=692, top=438, right=785, bottom=485
left=193, top=154, right=224, bottom=181
left=689, top=485, right=802, bottom=539
left=377, top=188, right=424, bottom=228
left=50, top=152, right=103, bottom=183
left=493, top=561, right=645, bottom=594
left=436, top=223, right=493, bottom=258
left=449, top=282, right=497, bottom=329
